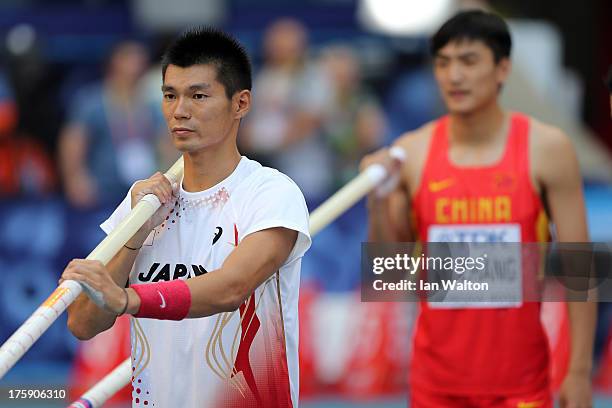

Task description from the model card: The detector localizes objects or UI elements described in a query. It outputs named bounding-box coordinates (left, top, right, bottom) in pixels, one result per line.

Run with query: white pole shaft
left=67, top=359, right=132, bottom=408
left=69, top=156, right=399, bottom=407
left=309, top=164, right=387, bottom=236
left=0, top=157, right=185, bottom=379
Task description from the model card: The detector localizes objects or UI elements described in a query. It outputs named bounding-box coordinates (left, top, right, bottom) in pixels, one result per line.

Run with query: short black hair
left=431, top=10, right=512, bottom=63
left=161, top=27, right=252, bottom=99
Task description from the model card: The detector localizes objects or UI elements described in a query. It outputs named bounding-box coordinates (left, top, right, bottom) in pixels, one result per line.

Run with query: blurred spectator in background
left=140, top=33, right=181, bottom=170
left=58, top=40, right=165, bottom=208
left=242, top=18, right=334, bottom=205
left=320, top=45, right=386, bottom=189
left=384, top=55, right=445, bottom=141
left=0, top=66, right=55, bottom=196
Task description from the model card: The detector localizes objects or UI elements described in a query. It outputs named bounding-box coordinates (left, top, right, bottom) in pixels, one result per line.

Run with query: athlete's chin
left=447, top=105, right=478, bottom=116
left=172, top=132, right=200, bottom=150
left=172, top=135, right=225, bottom=154
left=173, top=139, right=194, bottom=151
left=444, top=98, right=476, bottom=114
left=173, top=140, right=205, bottom=154
left=175, top=143, right=208, bottom=154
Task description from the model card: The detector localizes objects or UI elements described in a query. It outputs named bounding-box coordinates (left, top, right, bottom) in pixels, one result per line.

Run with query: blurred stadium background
left=0, top=0, right=610, bottom=406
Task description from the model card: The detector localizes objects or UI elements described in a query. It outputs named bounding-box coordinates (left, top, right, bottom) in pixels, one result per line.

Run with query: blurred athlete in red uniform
left=362, top=10, right=594, bottom=408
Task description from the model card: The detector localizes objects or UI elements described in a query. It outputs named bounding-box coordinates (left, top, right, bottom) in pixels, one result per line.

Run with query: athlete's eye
left=435, top=59, right=449, bottom=69
left=193, top=93, right=208, bottom=100
left=163, top=93, right=176, bottom=100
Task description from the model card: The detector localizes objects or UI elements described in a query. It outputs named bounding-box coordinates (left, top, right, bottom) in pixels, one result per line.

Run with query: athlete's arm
left=365, top=178, right=413, bottom=242
left=65, top=172, right=177, bottom=339
left=535, top=125, right=594, bottom=407
left=182, top=227, right=297, bottom=317
left=361, top=127, right=432, bottom=242
left=360, top=143, right=412, bottom=242
left=62, top=227, right=297, bottom=318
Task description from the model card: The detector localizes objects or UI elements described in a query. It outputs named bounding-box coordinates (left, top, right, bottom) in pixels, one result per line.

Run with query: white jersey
left=101, top=157, right=311, bottom=408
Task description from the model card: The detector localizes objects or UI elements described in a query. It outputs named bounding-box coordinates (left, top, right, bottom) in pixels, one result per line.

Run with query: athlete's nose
left=173, top=96, right=192, bottom=120
left=448, top=62, right=464, bottom=84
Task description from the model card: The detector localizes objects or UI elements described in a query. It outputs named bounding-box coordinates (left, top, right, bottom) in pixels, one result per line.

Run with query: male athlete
left=361, top=10, right=594, bottom=408
left=61, top=28, right=311, bottom=408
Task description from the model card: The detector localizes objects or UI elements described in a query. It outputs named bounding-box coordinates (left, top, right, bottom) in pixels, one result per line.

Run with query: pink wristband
left=131, top=280, right=191, bottom=320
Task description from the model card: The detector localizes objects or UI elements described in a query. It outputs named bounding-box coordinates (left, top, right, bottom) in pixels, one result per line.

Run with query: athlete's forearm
left=566, top=301, right=596, bottom=375
left=66, top=232, right=146, bottom=339
left=122, top=260, right=268, bottom=320
left=367, top=196, right=400, bottom=242
left=123, top=228, right=296, bottom=320
left=124, top=265, right=247, bottom=319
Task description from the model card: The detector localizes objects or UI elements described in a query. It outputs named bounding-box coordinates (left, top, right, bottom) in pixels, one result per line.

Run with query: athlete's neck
left=181, top=142, right=242, bottom=192
left=449, top=102, right=506, bottom=145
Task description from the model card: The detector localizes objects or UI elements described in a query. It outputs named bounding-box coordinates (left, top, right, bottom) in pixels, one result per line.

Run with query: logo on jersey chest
left=428, top=178, right=455, bottom=193
left=493, top=172, right=517, bottom=191
left=138, top=262, right=208, bottom=282
left=434, top=195, right=512, bottom=224
left=212, top=226, right=223, bottom=245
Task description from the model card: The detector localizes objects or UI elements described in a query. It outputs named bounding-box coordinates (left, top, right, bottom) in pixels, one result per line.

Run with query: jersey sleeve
left=239, top=169, right=311, bottom=264
left=100, top=190, right=133, bottom=235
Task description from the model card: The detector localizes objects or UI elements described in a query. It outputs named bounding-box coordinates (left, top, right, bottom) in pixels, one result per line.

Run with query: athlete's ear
left=496, top=57, right=511, bottom=88
left=233, top=90, right=251, bottom=119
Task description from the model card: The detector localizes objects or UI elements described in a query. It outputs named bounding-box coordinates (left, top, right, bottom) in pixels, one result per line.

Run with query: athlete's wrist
left=567, top=365, right=592, bottom=377
left=129, top=280, right=191, bottom=320
left=127, top=228, right=150, bottom=249
left=366, top=194, right=388, bottom=209
left=124, top=288, right=141, bottom=315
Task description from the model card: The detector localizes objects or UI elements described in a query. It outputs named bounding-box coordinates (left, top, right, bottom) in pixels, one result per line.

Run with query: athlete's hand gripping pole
left=310, top=146, right=406, bottom=235
left=0, top=157, right=185, bottom=380
left=68, top=146, right=406, bottom=408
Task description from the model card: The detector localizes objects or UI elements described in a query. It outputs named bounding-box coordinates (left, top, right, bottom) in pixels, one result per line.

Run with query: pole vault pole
left=0, top=157, right=185, bottom=379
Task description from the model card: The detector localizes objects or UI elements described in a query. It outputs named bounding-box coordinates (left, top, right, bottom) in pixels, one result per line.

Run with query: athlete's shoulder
left=527, top=116, right=575, bottom=159
left=394, top=119, right=438, bottom=152
left=525, top=115, right=579, bottom=187
left=238, top=157, right=305, bottom=198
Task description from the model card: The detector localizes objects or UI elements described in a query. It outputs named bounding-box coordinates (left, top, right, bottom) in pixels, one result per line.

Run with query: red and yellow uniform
left=410, top=113, right=551, bottom=407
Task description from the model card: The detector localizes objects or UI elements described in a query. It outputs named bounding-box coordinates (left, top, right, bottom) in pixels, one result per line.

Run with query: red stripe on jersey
left=233, top=294, right=262, bottom=404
